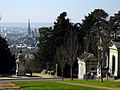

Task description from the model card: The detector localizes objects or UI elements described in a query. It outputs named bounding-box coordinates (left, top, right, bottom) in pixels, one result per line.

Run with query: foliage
left=25, top=58, right=36, bottom=72
left=0, top=36, right=15, bottom=74
left=80, top=9, right=109, bottom=61
left=53, top=12, right=81, bottom=79
left=80, top=9, right=108, bottom=54
left=80, top=9, right=109, bottom=82
left=108, top=11, right=120, bottom=41
left=34, top=27, right=53, bottom=71
left=53, top=12, right=71, bottom=47
left=52, top=12, right=74, bottom=76
left=33, top=9, right=119, bottom=79
left=13, top=81, right=105, bottom=90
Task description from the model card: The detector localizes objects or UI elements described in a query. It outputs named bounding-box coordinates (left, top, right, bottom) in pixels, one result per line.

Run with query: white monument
left=108, top=41, right=120, bottom=78
left=16, top=51, right=25, bottom=76
left=77, top=52, right=98, bottom=79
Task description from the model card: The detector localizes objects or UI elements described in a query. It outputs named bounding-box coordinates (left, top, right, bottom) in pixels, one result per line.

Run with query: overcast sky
left=0, top=0, right=120, bottom=23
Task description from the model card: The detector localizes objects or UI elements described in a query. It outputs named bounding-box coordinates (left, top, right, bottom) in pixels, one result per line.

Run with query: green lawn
left=13, top=81, right=106, bottom=90
left=62, top=80, right=120, bottom=88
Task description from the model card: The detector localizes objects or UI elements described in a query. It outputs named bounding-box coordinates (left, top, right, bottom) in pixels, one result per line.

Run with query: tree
left=91, top=9, right=108, bottom=83
left=53, top=12, right=71, bottom=47
left=34, top=27, right=53, bottom=72
left=52, top=12, right=73, bottom=74
left=65, top=27, right=79, bottom=80
left=25, top=58, right=35, bottom=74
left=80, top=9, right=109, bottom=82
left=53, top=12, right=80, bottom=79
left=108, top=11, right=120, bottom=41
left=34, top=12, right=72, bottom=74
left=0, top=36, right=15, bottom=74
left=55, top=45, right=67, bottom=80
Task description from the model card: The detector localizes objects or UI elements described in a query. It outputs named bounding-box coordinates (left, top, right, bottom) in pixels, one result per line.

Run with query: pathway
left=0, top=83, right=22, bottom=90
left=1, top=76, right=120, bottom=90
left=60, top=82, right=120, bottom=90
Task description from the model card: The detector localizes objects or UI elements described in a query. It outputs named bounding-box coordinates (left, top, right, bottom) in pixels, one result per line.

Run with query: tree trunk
left=100, top=61, right=103, bottom=83
left=70, top=66, right=73, bottom=80
left=30, top=70, right=32, bottom=77
left=61, top=66, right=64, bottom=80
left=85, top=62, right=87, bottom=80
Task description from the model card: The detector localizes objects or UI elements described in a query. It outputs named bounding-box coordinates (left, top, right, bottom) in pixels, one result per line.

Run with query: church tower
left=28, top=19, right=31, bottom=36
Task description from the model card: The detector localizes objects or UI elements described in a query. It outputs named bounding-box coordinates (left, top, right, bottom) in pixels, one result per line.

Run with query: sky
left=0, top=0, right=120, bottom=23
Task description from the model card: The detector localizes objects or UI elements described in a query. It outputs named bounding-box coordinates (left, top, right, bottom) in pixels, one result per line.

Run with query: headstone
left=16, top=51, right=25, bottom=76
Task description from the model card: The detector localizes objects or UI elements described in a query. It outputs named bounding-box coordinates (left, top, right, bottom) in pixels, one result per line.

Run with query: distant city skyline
left=0, top=22, right=53, bottom=28
left=0, top=0, right=120, bottom=23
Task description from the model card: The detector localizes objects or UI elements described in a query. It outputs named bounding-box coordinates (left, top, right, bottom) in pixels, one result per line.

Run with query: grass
left=62, top=80, right=120, bottom=88
left=13, top=81, right=106, bottom=90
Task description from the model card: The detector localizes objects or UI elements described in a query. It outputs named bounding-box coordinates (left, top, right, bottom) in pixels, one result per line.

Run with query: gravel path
left=60, top=82, right=120, bottom=90
left=0, top=83, right=22, bottom=90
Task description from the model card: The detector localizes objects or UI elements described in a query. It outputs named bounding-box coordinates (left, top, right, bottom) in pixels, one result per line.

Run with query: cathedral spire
left=28, top=19, right=31, bottom=36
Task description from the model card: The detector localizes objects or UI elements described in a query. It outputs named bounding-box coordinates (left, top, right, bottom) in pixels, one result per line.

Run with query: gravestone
left=16, top=51, right=25, bottom=76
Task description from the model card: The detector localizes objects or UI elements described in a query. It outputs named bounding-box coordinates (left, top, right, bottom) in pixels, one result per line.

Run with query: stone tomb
left=77, top=52, right=98, bottom=79
left=108, top=41, right=120, bottom=77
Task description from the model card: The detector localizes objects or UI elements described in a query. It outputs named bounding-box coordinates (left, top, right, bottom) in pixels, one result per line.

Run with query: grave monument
left=16, top=50, right=25, bottom=76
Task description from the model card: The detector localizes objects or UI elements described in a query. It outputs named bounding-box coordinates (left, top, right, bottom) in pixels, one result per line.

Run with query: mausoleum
left=77, top=52, right=98, bottom=79
left=108, top=41, right=120, bottom=78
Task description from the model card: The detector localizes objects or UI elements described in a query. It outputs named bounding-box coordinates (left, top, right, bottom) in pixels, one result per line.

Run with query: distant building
left=27, top=20, right=31, bottom=36
left=34, top=28, right=38, bottom=35
left=31, top=30, right=34, bottom=38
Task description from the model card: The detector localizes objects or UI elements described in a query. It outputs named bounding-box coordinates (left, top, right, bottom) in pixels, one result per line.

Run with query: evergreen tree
left=80, top=9, right=109, bottom=82
left=108, top=11, right=120, bottom=41
left=34, top=27, right=53, bottom=71
left=53, top=12, right=71, bottom=47
left=80, top=9, right=108, bottom=55
left=0, top=36, right=15, bottom=74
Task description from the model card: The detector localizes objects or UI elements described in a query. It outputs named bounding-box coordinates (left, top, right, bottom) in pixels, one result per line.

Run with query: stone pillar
left=16, top=61, right=19, bottom=76
left=55, top=64, right=58, bottom=76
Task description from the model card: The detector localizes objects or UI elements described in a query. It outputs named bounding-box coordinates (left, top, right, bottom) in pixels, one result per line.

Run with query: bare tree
left=56, top=45, right=67, bottom=80
left=96, top=24, right=109, bottom=83
left=65, top=28, right=79, bottom=80
left=84, top=34, right=91, bottom=80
